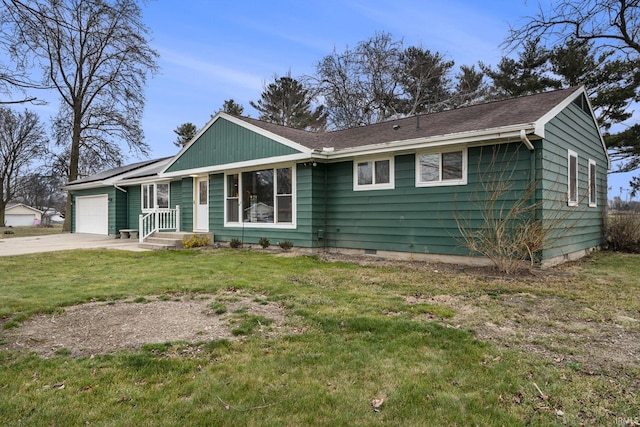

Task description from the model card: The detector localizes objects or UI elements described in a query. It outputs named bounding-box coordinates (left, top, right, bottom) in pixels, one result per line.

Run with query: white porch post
left=176, top=205, right=181, bottom=232
left=138, top=214, right=144, bottom=244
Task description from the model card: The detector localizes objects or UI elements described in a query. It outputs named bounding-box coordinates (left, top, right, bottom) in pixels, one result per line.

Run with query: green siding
left=323, top=145, right=535, bottom=256
left=210, top=174, right=223, bottom=233
left=201, top=143, right=546, bottom=258
left=180, top=177, right=193, bottom=231
left=165, top=118, right=302, bottom=173
left=114, top=188, right=128, bottom=232
left=539, top=103, right=608, bottom=260
left=127, top=186, right=141, bottom=229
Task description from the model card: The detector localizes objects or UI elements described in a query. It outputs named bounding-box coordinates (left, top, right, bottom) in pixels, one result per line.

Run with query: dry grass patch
left=3, top=291, right=290, bottom=358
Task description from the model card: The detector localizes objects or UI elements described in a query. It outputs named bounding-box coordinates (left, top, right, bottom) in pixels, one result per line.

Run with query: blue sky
left=28, top=0, right=639, bottom=199
left=140, top=0, right=540, bottom=156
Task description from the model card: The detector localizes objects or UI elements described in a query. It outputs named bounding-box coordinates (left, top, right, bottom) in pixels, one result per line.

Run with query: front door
left=195, top=177, right=209, bottom=231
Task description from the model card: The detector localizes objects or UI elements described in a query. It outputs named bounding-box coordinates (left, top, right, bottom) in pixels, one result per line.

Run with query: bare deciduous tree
left=1, top=0, right=159, bottom=230
left=504, top=0, right=640, bottom=193
left=0, top=62, right=42, bottom=105
left=314, top=32, right=403, bottom=129
left=15, top=171, right=66, bottom=222
left=504, top=0, right=640, bottom=56
left=0, top=107, right=46, bottom=226
left=313, top=32, right=481, bottom=129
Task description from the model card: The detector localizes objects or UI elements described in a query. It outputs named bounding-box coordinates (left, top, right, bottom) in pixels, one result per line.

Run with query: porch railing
left=139, top=205, right=181, bottom=243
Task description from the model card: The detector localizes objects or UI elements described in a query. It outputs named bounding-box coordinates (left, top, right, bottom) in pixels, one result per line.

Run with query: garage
left=5, top=214, right=37, bottom=227
left=4, top=204, right=43, bottom=227
left=75, top=195, right=109, bottom=235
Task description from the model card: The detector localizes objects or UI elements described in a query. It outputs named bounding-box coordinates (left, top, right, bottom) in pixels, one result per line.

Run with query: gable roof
left=161, top=113, right=316, bottom=175
left=65, top=86, right=607, bottom=189
left=6, top=203, right=43, bottom=214
left=236, top=86, right=589, bottom=152
left=67, top=158, right=169, bottom=185
left=63, top=157, right=172, bottom=190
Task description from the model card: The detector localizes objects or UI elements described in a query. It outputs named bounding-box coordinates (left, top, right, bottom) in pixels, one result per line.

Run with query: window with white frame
left=225, top=166, right=294, bottom=226
left=353, top=157, right=394, bottom=190
left=568, top=150, right=578, bottom=206
left=588, top=159, right=597, bottom=207
left=142, top=183, right=169, bottom=211
left=416, top=148, right=467, bottom=186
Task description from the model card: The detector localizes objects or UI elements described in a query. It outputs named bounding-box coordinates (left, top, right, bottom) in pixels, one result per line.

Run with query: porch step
left=139, top=231, right=213, bottom=250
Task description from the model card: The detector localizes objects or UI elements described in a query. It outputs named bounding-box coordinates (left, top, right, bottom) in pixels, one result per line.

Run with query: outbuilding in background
left=4, top=204, right=43, bottom=227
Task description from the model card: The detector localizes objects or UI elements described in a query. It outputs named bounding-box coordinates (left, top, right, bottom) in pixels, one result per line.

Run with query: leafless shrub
left=455, top=144, right=577, bottom=273
left=608, top=212, right=640, bottom=253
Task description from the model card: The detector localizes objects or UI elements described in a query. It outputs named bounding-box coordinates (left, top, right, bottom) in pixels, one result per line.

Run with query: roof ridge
left=235, top=86, right=581, bottom=141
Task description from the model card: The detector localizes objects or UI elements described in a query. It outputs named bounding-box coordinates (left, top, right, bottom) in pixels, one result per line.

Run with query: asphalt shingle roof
left=67, top=157, right=172, bottom=185
left=66, top=87, right=584, bottom=187
left=238, top=87, right=581, bottom=151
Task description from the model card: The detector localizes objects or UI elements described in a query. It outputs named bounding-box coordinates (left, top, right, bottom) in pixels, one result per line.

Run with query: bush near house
left=278, top=240, right=294, bottom=251
left=182, top=234, right=211, bottom=249
left=608, top=211, right=640, bottom=253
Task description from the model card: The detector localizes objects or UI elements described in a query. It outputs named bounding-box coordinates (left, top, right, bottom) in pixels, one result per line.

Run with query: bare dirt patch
left=422, top=293, right=640, bottom=375
left=2, top=292, right=288, bottom=358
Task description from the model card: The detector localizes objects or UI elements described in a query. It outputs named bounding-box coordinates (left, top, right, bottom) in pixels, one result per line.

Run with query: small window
left=568, top=150, right=578, bottom=206
left=142, top=183, right=170, bottom=211
left=226, top=174, right=239, bottom=222
left=276, top=167, right=293, bottom=223
left=157, top=184, right=169, bottom=209
left=588, top=159, right=597, bottom=207
left=416, top=149, right=467, bottom=187
left=354, top=158, right=394, bottom=190
left=142, top=184, right=153, bottom=210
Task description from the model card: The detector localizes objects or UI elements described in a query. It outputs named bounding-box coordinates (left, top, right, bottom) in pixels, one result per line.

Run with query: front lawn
left=0, top=250, right=638, bottom=426
left=0, top=225, right=64, bottom=239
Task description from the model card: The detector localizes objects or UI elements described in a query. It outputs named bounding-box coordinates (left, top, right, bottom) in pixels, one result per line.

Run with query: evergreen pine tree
left=250, top=73, right=326, bottom=131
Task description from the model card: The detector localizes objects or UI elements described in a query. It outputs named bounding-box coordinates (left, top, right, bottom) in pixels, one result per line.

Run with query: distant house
left=4, top=204, right=43, bottom=227
left=63, top=86, right=609, bottom=266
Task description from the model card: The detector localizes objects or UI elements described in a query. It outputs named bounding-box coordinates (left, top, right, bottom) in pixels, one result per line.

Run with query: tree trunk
left=0, top=200, right=5, bottom=227
left=62, top=105, right=82, bottom=232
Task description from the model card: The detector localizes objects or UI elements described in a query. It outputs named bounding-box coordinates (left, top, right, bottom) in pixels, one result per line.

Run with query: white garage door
left=75, top=195, right=109, bottom=235
left=5, top=214, right=36, bottom=227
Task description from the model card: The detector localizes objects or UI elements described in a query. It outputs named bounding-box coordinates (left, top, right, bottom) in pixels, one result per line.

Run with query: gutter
left=520, top=129, right=535, bottom=151
left=114, top=184, right=127, bottom=193
left=316, top=124, right=538, bottom=160
left=61, top=180, right=107, bottom=191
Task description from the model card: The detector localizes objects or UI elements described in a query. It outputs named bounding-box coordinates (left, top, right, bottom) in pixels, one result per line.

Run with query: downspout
left=323, top=163, right=328, bottom=251
left=520, top=129, right=540, bottom=264
left=113, top=184, right=128, bottom=232
left=519, top=129, right=534, bottom=151
left=519, top=129, right=536, bottom=187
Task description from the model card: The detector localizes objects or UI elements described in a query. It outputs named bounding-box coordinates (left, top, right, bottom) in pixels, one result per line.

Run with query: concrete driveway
left=0, top=233, right=148, bottom=257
